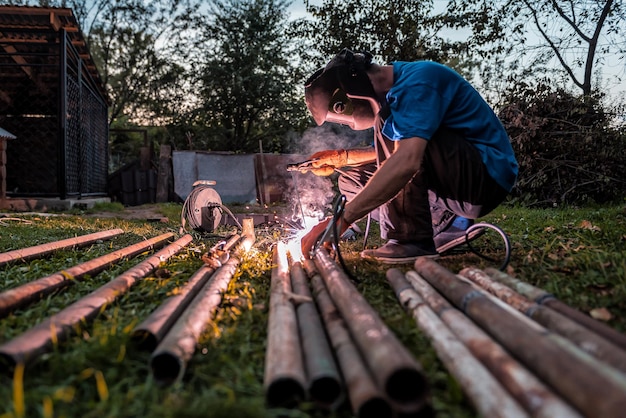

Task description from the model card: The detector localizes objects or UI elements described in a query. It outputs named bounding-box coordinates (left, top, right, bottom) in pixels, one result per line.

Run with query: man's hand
left=301, top=149, right=348, bottom=176
left=300, top=216, right=350, bottom=259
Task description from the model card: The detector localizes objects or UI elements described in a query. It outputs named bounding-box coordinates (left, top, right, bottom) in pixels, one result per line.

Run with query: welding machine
left=180, top=180, right=223, bottom=233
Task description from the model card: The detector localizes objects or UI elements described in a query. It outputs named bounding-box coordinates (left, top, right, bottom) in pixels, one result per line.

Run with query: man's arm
left=342, top=137, right=427, bottom=224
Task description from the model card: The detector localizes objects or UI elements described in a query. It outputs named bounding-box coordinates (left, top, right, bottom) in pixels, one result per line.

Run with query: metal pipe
left=303, top=259, right=392, bottom=418
left=386, top=268, right=529, bottom=418
left=485, top=267, right=626, bottom=350
left=150, top=256, right=240, bottom=386
left=414, top=257, right=626, bottom=418
left=289, top=259, right=343, bottom=411
left=132, top=234, right=242, bottom=351
left=262, top=242, right=306, bottom=407
left=0, top=235, right=193, bottom=371
left=403, top=270, right=581, bottom=418
left=0, top=232, right=175, bottom=318
left=461, top=267, right=626, bottom=374
left=312, top=248, right=429, bottom=407
left=0, top=228, right=124, bottom=267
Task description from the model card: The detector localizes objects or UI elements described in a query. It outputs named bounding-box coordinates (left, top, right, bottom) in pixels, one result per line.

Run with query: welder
left=300, top=49, right=518, bottom=263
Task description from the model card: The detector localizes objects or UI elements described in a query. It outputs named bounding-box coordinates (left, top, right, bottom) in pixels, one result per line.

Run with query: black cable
left=464, top=222, right=512, bottom=271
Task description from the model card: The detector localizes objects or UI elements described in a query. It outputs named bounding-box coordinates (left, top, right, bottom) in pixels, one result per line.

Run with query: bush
left=498, top=83, right=626, bottom=206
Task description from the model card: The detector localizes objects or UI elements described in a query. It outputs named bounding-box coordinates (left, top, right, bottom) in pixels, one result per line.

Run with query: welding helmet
left=304, top=49, right=379, bottom=130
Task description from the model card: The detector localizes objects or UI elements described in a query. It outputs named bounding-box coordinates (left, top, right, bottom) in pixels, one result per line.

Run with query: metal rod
left=403, top=270, right=581, bottom=418
left=461, top=267, right=626, bottom=374
left=304, top=259, right=392, bottom=418
left=485, top=267, right=626, bottom=350
left=290, top=259, right=343, bottom=411
left=414, top=257, right=626, bottom=418
left=263, top=242, right=306, bottom=406
left=150, top=256, right=240, bottom=386
left=0, top=228, right=124, bottom=267
left=0, top=235, right=193, bottom=371
left=312, top=248, right=429, bottom=407
left=132, top=235, right=242, bottom=351
left=386, top=268, right=529, bottom=418
left=0, top=232, right=175, bottom=318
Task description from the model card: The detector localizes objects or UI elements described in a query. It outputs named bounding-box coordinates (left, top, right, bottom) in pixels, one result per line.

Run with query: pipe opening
left=266, top=377, right=305, bottom=408
left=150, top=352, right=182, bottom=386
left=386, top=368, right=428, bottom=402
left=131, top=330, right=158, bottom=352
left=309, top=376, right=342, bottom=408
left=357, top=397, right=393, bottom=418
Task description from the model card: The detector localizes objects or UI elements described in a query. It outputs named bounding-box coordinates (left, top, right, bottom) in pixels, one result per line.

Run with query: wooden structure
left=0, top=6, right=108, bottom=199
left=0, top=127, right=16, bottom=199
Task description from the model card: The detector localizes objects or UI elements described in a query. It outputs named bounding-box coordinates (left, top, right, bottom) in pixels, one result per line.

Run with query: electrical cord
left=180, top=184, right=243, bottom=233
left=464, top=222, right=512, bottom=271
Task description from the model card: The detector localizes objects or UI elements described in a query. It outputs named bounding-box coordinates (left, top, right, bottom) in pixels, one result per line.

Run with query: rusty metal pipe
left=289, top=260, right=343, bottom=410
left=403, top=270, right=581, bottom=418
left=0, top=232, right=175, bottom=318
left=485, top=267, right=626, bottom=350
left=263, top=242, right=306, bottom=406
left=0, top=228, right=124, bottom=267
left=386, top=268, right=529, bottom=418
left=0, top=235, right=192, bottom=371
left=304, top=259, right=392, bottom=418
left=414, top=258, right=626, bottom=418
left=150, top=256, right=240, bottom=386
left=461, top=267, right=626, bottom=374
left=132, top=234, right=242, bottom=351
left=312, top=248, right=429, bottom=407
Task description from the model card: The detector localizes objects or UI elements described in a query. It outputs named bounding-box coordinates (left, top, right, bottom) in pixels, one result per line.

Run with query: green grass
left=0, top=203, right=625, bottom=418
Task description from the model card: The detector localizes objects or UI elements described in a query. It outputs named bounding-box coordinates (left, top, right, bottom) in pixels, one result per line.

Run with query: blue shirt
left=382, top=61, right=518, bottom=192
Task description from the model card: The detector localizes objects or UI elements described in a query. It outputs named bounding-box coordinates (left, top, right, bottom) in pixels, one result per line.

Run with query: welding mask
left=304, top=49, right=379, bottom=130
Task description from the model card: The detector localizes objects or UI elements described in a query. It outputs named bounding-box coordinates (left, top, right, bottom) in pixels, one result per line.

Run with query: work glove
left=304, top=149, right=348, bottom=177
left=300, top=216, right=349, bottom=259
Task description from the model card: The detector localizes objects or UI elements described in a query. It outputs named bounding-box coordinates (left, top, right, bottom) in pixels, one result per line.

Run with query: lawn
left=0, top=202, right=624, bottom=418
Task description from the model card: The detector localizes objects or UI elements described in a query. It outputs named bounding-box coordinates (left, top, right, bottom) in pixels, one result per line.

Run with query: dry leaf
left=579, top=220, right=601, bottom=231
left=589, top=307, right=612, bottom=321
left=544, top=226, right=555, bottom=232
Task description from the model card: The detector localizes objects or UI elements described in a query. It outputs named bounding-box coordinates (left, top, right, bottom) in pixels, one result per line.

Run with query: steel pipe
left=461, top=267, right=626, bottom=374
left=312, top=248, right=429, bottom=408
left=133, top=234, right=242, bottom=351
left=304, top=259, right=392, bottom=418
left=386, top=268, right=529, bottom=418
left=290, top=259, right=343, bottom=410
left=414, top=257, right=626, bottom=418
left=485, top=267, right=626, bottom=350
left=150, top=256, right=240, bottom=386
left=403, top=269, right=581, bottom=418
left=0, top=232, right=175, bottom=318
left=0, top=228, right=125, bottom=267
left=263, top=242, right=306, bottom=407
left=0, top=235, right=193, bottom=371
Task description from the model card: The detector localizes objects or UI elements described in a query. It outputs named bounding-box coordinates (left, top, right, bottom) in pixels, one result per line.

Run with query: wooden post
left=156, top=144, right=172, bottom=203
left=0, top=138, right=7, bottom=199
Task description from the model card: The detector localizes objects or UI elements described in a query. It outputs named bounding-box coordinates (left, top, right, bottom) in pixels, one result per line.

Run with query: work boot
left=360, top=239, right=438, bottom=264
left=434, top=216, right=484, bottom=253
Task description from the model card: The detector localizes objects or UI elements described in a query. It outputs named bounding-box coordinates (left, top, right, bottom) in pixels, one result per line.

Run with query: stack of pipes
left=264, top=244, right=432, bottom=417
left=387, top=257, right=626, bottom=418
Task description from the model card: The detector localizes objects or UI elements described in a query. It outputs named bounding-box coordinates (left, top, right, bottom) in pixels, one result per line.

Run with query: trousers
left=338, top=128, right=509, bottom=242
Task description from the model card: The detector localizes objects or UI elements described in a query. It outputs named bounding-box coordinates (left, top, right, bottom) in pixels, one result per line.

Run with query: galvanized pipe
left=132, top=234, right=242, bottom=351
left=461, top=267, right=626, bottom=374
left=0, top=228, right=124, bottom=267
left=0, top=232, right=175, bottom=318
left=263, top=242, right=306, bottom=407
left=386, top=268, right=529, bottom=418
left=403, top=270, right=581, bottom=418
left=150, top=256, right=240, bottom=386
left=414, top=257, right=626, bottom=418
left=312, top=248, right=429, bottom=407
left=485, top=267, right=626, bottom=350
left=290, top=259, right=344, bottom=411
left=304, top=259, right=392, bottom=418
left=0, top=235, right=193, bottom=371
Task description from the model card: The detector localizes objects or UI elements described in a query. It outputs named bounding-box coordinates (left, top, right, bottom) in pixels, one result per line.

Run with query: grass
left=0, top=202, right=625, bottom=418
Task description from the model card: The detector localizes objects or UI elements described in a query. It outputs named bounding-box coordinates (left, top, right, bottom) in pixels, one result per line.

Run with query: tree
left=193, top=0, right=308, bottom=153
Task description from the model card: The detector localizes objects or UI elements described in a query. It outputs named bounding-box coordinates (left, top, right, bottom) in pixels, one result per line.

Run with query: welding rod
left=0, top=235, right=193, bottom=371
left=312, top=248, right=429, bottom=409
left=133, top=234, right=242, bottom=351
left=304, top=259, right=392, bottom=418
left=263, top=242, right=306, bottom=407
left=461, top=267, right=626, bottom=374
left=0, top=228, right=125, bottom=267
left=0, top=232, right=175, bottom=318
left=485, top=267, right=626, bottom=350
left=386, top=268, right=529, bottom=418
left=414, top=257, right=626, bottom=418
left=402, top=269, right=581, bottom=418
left=150, top=256, right=240, bottom=386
